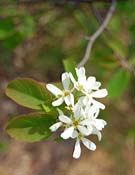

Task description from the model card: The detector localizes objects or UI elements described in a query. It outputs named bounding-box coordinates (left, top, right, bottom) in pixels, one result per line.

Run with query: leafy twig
left=77, top=0, right=116, bottom=68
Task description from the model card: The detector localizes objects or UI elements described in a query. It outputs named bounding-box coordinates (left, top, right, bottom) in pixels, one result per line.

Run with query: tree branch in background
left=77, top=0, right=116, bottom=68
left=91, top=2, right=135, bottom=76
left=91, top=3, right=112, bottom=35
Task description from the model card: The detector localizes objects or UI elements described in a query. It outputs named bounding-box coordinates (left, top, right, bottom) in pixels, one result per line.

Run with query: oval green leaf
left=6, top=113, right=55, bottom=142
left=107, top=69, right=130, bottom=99
left=6, top=78, right=51, bottom=110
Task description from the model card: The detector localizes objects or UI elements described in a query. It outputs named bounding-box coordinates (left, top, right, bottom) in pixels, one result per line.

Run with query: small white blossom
left=80, top=105, right=107, bottom=140
left=49, top=103, right=93, bottom=139
left=69, top=67, right=87, bottom=92
left=70, top=67, right=108, bottom=109
left=71, top=131, right=96, bottom=159
left=46, top=72, right=73, bottom=106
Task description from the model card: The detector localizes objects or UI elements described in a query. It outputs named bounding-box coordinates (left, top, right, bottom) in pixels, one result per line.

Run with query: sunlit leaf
left=6, top=78, right=52, bottom=110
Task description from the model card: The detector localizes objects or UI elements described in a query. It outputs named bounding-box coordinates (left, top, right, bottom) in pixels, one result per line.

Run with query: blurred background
left=0, top=0, right=135, bottom=175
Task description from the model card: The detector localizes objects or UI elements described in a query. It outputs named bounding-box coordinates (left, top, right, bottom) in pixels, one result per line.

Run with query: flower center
left=77, top=84, right=83, bottom=91
left=78, top=133, right=83, bottom=140
left=65, top=105, right=73, bottom=112
left=73, top=120, right=79, bottom=128
left=77, top=84, right=84, bottom=91
left=63, top=90, right=70, bottom=96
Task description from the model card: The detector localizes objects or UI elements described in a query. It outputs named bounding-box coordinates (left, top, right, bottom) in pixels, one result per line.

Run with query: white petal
left=78, top=96, right=85, bottom=106
left=88, top=105, right=100, bottom=118
left=94, top=82, right=101, bottom=89
left=69, top=72, right=76, bottom=84
left=46, top=84, right=62, bottom=96
left=62, top=72, right=70, bottom=90
left=80, top=119, right=90, bottom=126
left=70, top=93, right=74, bottom=106
left=73, top=140, right=81, bottom=159
left=76, top=67, right=86, bottom=83
left=77, top=125, right=91, bottom=136
left=64, top=94, right=74, bottom=106
left=49, top=122, right=62, bottom=132
left=74, top=103, right=81, bottom=119
left=87, top=76, right=101, bottom=90
left=82, top=96, right=90, bottom=106
left=86, top=76, right=96, bottom=89
left=91, top=128, right=102, bottom=141
left=82, top=138, right=96, bottom=151
left=76, top=67, right=85, bottom=78
left=80, top=107, right=86, bottom=119
left=87, top=76, right=96, bottom=83
left=80, top=121, right=93, bottom=133
left=71, top=130, right=78, bottom=139
left=52, top=97, right=63, bottom=106
left=61, top=126, right=74, bottom=139
left=94, top=119, right=107, bottom=130
left=94, top=108, right=100, bottom=118
left=59, top=115, right=72, bottom=124
left=57, top=108, right=64, bottom=115
left=91, top=89, right=108, bottom=98
left=91, top=99, right=105, bottom=110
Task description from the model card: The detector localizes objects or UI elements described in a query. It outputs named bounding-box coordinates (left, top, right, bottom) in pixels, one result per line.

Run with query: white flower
left=69, top=67, right=87, bottom=92
left=46, top=72, right=73, bottom=106
left=49, top=104, right=92, bottom=139
left=80, top=105, right=107, bottom=140
left=83, top=88, right=108, bottom=110
left=71, top=131, right=96, bottom=159
left=69, top=67, right=108, bottom=109
left=61, top=104, right=92, bottom=139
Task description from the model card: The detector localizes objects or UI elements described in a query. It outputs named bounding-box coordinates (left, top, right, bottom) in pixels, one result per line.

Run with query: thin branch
left=77, top=0, right=116, bottom=68
left=114, top=52, right=135, bottom=77
left=91, top=3, right=112, bottom=35
left=91, top=2, right=135, bottom=76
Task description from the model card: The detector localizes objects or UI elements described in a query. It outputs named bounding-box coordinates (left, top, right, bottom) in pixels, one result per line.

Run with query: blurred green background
left=0, top=0, right=135, bottom=175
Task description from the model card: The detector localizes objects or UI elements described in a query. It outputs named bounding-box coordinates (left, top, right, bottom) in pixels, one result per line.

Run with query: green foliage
left=6, top=78, right=51, bottom=110
left=104, top=36, right=127, bottom=58
left=63, top=59, right=77, bottom=78
left=6, top=113, right=55, bottom=142
left=107, top=69, right=130, bottom=99
left=0, top=10, right=35, bottom=50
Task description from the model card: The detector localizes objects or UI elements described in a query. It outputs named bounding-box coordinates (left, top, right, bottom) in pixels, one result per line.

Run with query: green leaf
left=6, top=113, right=55, bottom=142
left=6, top=78, right=51, bottom=110
left=105, top=36, right=127, bottom=58
left=107, top=69, right=130, bottom=99
left=63, top=59, right=77, bottom=79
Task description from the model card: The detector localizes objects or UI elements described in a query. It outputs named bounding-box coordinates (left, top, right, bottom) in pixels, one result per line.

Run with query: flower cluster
left=46, top=67, right=108, bottom=159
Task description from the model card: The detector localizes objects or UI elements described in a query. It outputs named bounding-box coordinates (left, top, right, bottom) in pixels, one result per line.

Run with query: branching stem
left=77, top=0, right=116, bottom=68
